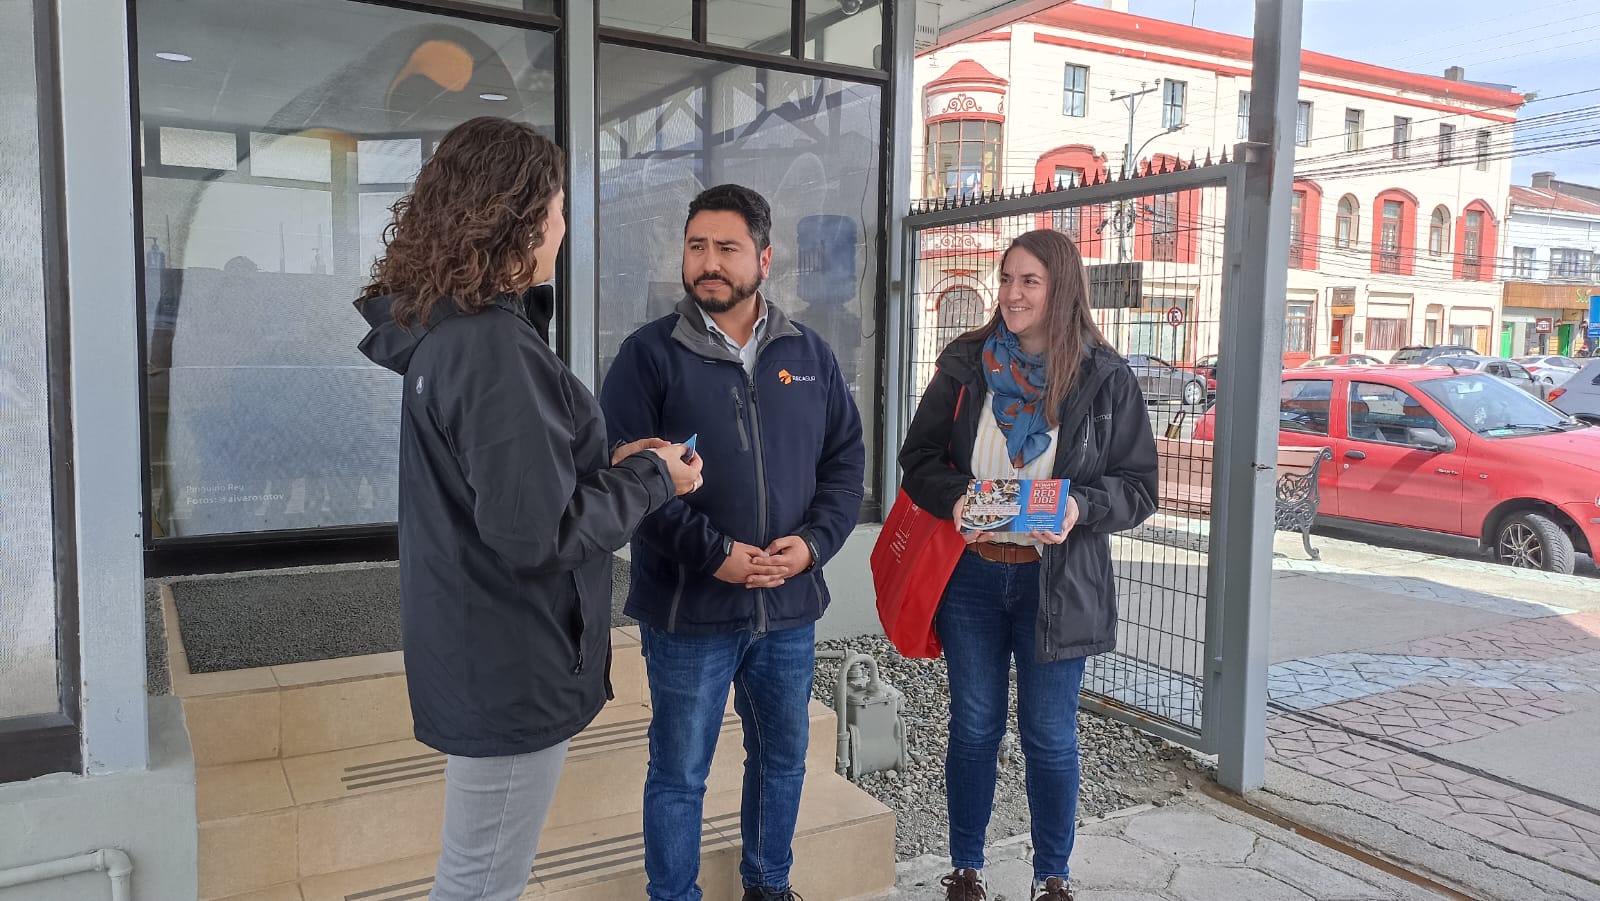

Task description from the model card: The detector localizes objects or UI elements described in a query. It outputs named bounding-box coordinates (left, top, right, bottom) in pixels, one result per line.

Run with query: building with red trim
left=913, top=0, right=1523, bottom=366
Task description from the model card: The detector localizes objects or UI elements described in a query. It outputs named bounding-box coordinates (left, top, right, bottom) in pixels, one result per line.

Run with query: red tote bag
left=871, top=488, right=967, bottom=658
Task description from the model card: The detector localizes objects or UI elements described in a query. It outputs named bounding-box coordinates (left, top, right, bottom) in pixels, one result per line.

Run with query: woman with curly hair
left=356, top=117, right=703, bottom=901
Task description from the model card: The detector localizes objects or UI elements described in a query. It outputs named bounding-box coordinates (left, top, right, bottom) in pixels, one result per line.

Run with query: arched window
left=1135, top=154, right=1201, bottom=264
left=1455, top=200, right=1497, bottom=281
left=1335, top=195, right=1359, bottom=250
left=935, top=287, right=987, bottom=346
left=1371, top=189, right=1419, bottom=276
left=1291, top=179, right=1322, bottom=269
left=1429, top=206, right=1451, bottom=258
left=1033, top=144, right=1110, bottom=257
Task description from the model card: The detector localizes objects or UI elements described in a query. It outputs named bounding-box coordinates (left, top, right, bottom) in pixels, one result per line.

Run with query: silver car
left=1125, top=354, right=1209, bottom=406
left=1548, top=359, right=1600, bottom=424
left=1431, top=355, right=1546, bottom=398
left=1514, top=354, right=1582, bottom=390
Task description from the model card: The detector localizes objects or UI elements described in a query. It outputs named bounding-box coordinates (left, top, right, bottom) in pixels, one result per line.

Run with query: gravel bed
left=814, top=636, right=1207, bottom=861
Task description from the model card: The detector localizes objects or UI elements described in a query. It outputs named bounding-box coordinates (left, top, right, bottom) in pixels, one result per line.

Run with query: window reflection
left=136, top=0, right=556, bottom=538
left=597, top=43, right=883, bottom=501
left=1, top=0, right=61, bottom=719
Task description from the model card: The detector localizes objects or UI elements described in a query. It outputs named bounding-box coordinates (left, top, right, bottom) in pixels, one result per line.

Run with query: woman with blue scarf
left=898, top=230, right=1160, bottom=901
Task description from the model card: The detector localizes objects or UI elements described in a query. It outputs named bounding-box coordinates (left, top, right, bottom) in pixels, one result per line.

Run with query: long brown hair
left=962, top=229, right=1108, bottom=426
left=358, top=117, right=564, bottom=328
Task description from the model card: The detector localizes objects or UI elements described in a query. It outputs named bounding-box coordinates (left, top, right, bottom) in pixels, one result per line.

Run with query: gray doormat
left=170, top=557, right=636, bottom=674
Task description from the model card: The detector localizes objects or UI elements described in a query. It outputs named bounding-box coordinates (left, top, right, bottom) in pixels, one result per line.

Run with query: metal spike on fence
left=1188, top=152, right=1198, bottom=169
left=1204, top=149, right=1213, bottom=167
left=1220, top=146, right=1230, bottom=164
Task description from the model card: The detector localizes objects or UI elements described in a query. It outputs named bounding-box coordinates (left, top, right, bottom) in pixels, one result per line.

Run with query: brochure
left=959, top=478, right=1072, bottom=533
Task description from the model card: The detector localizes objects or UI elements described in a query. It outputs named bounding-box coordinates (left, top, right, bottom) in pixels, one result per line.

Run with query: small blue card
left=960, top=478, right=1072, bottom=533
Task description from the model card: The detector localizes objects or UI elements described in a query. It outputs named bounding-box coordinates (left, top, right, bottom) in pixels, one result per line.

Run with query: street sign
left=1165, top=306, right=1185, bottom=328
left=1535, top=317, right=1553, bottom=334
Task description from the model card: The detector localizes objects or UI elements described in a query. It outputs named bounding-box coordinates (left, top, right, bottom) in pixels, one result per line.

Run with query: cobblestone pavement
left=1265, top=610, right=1600, bottom=885
left=891, top=793, right=1445, bottom=900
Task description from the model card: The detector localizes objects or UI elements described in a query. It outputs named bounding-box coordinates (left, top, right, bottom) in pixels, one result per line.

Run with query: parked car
left=1126, top=353, right=1209, bottom=406
left=1390, top=344, right=1477, bottom=365
left=1300, top=354, right=1384, bottom=368
left=1429, top=355, right=1545, bottom=398
left=1193, top=365, right=1600, bottom=573
left=1548, top=359, right=1600, bottom=425
left=1193, top=354, right=1219, bottom=394
left=1515, top=354, right=1582, bottom=389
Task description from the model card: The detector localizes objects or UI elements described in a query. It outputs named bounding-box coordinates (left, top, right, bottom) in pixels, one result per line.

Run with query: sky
left=1128, top=0, right=1600, bottom=187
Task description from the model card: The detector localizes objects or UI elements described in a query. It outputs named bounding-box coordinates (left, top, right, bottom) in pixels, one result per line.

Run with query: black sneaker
left=742, top=887, right=803, bottom=901
left=940, top=868, right=987, bottom=901
left=1032, top=877, right=1074, bottom=901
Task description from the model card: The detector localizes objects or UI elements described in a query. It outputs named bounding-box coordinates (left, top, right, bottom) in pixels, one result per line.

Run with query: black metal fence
left=897, top=157, right=1245, bottom=749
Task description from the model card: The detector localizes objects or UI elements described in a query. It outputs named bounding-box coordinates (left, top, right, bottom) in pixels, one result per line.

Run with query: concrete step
left=196, top=699, right=839, bottom=899
left=290, top=771, right=895, bottom=901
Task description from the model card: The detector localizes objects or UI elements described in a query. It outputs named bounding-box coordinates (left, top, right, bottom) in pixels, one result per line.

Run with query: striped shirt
left=970, top=390, right=1059, bottom=547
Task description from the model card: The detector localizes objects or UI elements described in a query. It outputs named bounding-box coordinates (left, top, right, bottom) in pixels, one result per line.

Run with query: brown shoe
left=941, top=868, right=986, bottom=901
left=1032, top=877, right=1074, bottom=901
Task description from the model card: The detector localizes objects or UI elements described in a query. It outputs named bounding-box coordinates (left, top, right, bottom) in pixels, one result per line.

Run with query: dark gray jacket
left=356, top=286, right=673, bottom=757
left=898, top=337, right=1159, bottom=662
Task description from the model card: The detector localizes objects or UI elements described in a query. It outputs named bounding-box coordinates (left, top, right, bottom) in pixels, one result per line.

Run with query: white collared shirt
left=698, top=295, right=769, bottom=378
left=971, top=390, right=1060, bottom=547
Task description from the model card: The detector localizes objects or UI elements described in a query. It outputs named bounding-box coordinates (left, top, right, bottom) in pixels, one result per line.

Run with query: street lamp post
left=1103, top=86, right=1187, bottom=261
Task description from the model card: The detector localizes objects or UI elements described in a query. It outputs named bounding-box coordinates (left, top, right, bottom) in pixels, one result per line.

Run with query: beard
left=684, top=271, right=762, bottom=314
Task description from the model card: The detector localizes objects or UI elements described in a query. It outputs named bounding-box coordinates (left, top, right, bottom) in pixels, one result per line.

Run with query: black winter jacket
left=898, top=337, right=1160, bottom=662
left=357, top=286, right=673, bottom=757
left=600, top=296, right=865, bottom=635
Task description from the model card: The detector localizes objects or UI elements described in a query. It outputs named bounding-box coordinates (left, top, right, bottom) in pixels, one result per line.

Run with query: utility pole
left=1108, top=81, right=1166, bottom=261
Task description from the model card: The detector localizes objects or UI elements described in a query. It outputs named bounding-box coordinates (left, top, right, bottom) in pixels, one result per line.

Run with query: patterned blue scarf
left=983, top=322, right=1052, bottom=468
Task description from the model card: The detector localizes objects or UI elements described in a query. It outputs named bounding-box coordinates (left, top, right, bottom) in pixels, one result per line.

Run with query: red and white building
left=913, top=1, right=1524, bottom=365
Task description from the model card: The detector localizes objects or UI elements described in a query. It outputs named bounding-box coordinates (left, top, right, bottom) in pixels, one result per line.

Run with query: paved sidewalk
left=891, top=792, right=1447, bottom=900
left=1257, top=528, right=1600, bottom=899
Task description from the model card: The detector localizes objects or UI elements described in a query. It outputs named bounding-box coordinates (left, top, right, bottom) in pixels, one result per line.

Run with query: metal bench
left=1272, top=446, right=1334, bottom=560
left=1154, top=439, right=1334, bottom=559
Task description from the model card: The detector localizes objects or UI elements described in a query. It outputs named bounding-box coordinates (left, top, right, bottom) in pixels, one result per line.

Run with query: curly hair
left=359, top=117, right=564, bottom=328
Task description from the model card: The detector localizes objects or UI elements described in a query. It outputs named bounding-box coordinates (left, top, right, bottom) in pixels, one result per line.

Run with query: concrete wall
left=817, top=525, right=888, bottom=642
left=0, top=698, right=197, bottom=901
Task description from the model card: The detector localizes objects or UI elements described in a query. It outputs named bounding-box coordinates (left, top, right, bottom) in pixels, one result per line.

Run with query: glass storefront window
left=1, top=0, right=62, bottom=719
left=804, top=0, right=883, bottom=69
left=708, top=0, right=792, bottom=51
left=600, top=0, right=695, bottom=40
left=135, top=0, right=557, bottom=539
left=597, top=43, right=884, bottom=502
left=475, top=0, right=556, bottom=13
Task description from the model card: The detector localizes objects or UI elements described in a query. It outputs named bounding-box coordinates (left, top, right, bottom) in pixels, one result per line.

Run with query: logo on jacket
left=777, top=368, right=816, bottom=385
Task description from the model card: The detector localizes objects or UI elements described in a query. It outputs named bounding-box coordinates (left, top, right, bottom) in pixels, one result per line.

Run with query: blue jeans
left=641, top=623, right=816, bottom=900
left=936, top=552, right=1086, bottom=882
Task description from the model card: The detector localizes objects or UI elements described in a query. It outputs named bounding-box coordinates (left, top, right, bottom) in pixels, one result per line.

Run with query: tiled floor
left=1265, top=611, right=1600, bottom=885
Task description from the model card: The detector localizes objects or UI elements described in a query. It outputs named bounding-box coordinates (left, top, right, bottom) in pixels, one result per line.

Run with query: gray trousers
left=430, top=740, right=569, bottom=901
